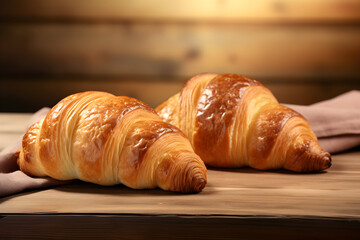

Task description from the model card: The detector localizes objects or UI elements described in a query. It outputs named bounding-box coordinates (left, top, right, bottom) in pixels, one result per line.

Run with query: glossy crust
left=156, top=73, right=331, bottom=172
left=17, top=91, right=207, bottom=193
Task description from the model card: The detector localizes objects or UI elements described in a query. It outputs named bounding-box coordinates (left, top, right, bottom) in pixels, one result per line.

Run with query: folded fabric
left=0, top=170, right=66, bottom=197
left=0, top=107, right=67, bottom=197
left=1, top=91, right=360, bottom=197
left=285, top=90, right=360, bottom=153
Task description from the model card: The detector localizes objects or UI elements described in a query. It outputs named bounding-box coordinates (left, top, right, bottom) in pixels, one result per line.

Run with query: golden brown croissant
left=17, top=91, right=207, bottom=193
left=156, top=73, right=331, bottom=172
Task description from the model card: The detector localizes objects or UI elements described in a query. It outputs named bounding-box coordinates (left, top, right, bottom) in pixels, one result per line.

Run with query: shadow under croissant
left=206, top=166, right=329, bottom=175
left=0, top=181, right=206, bottom=204
left=43, top=181, right=215, bottom=196
left=45, top=166, right=330, bottom=197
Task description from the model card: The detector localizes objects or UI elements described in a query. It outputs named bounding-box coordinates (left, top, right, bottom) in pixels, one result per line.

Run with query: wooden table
left=0, top=113, right=359, bottom=239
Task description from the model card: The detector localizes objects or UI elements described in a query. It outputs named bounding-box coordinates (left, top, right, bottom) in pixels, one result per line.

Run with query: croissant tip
left=310, top=151, right=332, bottom=172
left=184, top=170, right=207, bottom=193
left=192, top=175, right=207, bottom=193
left=172, top=174, right=206, bottom=194
left=286, top=144, right=332, bottom=172
left=323, top=154, right=332, bottom=169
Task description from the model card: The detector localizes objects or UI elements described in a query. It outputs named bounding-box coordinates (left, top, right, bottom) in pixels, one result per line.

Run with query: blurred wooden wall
left=0, top=0, right=359, bottom=112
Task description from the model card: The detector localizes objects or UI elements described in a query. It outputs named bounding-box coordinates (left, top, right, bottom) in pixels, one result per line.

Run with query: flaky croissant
left=17, top=91, right=207, bottom=193
left=156, top=73, right=331, bottom=172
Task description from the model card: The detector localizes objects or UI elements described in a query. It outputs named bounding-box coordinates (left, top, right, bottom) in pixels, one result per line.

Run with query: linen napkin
left=285, top=90, right=360, bottom=153
left=0, top=108, right=67, bottom=197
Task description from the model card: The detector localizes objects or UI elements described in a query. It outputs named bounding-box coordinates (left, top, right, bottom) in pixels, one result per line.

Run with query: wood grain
left=1, top=0, right=360, bottom=23
left=0, top=113, right=31, bottom=133
left=0, top=79, right=184, bottom=112
left=0, top=215, right=359, bottom=240
left=0, top=114, right=31, bottom=150
left=1, top=1, right=359, bottom=113
left=1, top=24, right=359, bottom=79
left=1, top=150, right=359, bottom=219
left=1, top=78, right=359, bottom=113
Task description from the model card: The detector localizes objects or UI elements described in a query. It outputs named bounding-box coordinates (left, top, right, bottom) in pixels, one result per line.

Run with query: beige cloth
left=0, top=108, right=67, bottom=197
left=1, top=91, right=359, bottom=197
left=285, top=90, right=360, bottom=153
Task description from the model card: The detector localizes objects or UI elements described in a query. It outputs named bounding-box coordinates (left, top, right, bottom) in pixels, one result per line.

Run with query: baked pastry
left=17, top=91, right=207, bottom=193
left=156, top=73, right=331, bottom=172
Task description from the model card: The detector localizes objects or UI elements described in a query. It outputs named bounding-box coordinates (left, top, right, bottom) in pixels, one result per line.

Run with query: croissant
left=16, top=91, right=207, bottom=193
left=156, top=73, right=331, bottom=172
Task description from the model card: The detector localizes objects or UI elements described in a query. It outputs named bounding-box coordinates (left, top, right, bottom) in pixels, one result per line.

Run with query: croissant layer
left=156, top=73, right=331, bottom=172
left=17, top=91, right=207, bottom=193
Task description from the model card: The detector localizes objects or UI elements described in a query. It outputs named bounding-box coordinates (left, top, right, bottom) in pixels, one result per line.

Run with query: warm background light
left=0, top=0, right=359, bottom=112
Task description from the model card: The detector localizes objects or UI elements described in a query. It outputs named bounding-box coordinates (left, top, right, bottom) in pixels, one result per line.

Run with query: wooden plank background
left=0, top=0, right=359, bottom=112
left=1, top=0, right=360, bottom=22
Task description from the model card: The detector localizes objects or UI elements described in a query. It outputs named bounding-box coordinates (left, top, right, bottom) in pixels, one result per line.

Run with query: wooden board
left=1, top=150, right=359, bottom=219
left=1, top=0, right=360, bottom=23
left=1, top=24, right=359, bottom=80
left=0, top=113, right=31, bottom=132
left=0, top=113, right=31, bottom=150
left=1, top=215, right=359, bottom=240
left=1, top=112, right=359, bottom=239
